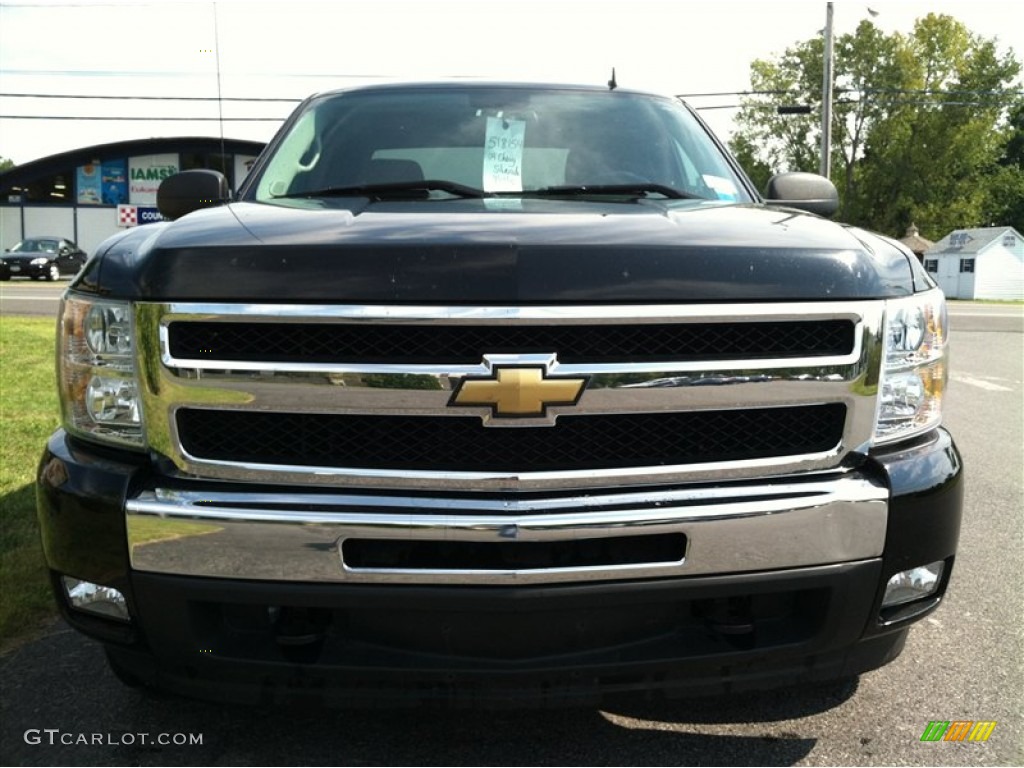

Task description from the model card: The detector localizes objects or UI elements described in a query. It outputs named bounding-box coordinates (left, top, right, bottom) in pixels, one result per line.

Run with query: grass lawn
left=0, top=315, right=60, bottom=650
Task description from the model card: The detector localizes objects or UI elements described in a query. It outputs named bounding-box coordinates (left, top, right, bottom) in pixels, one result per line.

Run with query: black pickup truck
left=38, top=82, right=962, bottom=705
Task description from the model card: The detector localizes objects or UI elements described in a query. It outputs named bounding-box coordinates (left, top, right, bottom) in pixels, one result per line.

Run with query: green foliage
left=0, top=156, right=14, bottom=173
left=731, top=43, right=823, bottom=181
left=729, top=133, right=774, bottom=195
left=981, top=100, right=1024, bottom=231
left=730, top=13, right=1023, bottom=239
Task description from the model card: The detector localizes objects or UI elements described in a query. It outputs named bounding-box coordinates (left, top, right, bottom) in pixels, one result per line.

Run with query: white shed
left=923, top=227, right=1024, bottom=300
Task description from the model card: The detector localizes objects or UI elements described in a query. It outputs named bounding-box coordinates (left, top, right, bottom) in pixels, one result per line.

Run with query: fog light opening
left=62, top=576, right=131, bottom=622
left=882, top=561, right=945, bottom=610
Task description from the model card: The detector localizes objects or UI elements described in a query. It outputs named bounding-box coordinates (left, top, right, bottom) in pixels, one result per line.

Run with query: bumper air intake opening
left=341, top=533, right=687, bottom=572
left=179, top=585, right=831, bottom=665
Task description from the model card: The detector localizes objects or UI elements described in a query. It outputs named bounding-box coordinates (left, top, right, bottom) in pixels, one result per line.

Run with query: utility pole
left=820, top=1, right=834, bottom=179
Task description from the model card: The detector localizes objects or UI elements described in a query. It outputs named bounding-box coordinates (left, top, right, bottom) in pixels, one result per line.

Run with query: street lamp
left=820, top=1, right=834, bottom=180
left=821, top=5, right=879, bottom=180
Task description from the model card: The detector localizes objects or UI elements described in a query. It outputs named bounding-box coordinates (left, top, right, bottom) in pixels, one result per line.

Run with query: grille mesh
left=177, top=404, right=846, bottom=473
left=167, top=320, right=855, bottom=364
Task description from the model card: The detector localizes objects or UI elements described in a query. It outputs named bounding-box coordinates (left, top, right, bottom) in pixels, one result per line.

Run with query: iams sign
left=130, top=166, right=178, bottom=182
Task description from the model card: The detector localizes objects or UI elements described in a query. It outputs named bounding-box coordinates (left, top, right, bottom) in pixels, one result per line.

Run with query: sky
left=0, top=0, right=1022, bottom=166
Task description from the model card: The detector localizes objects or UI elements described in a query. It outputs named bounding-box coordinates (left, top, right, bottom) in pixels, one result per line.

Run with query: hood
left=78, top=198, right=916, bottom=303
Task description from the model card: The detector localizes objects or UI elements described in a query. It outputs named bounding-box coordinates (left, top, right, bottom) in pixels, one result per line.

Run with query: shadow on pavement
left=0, top=621, right=845, bottom=766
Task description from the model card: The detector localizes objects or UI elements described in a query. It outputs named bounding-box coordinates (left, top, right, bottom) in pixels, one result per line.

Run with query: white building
left=923, top=226, right=1024, bottom=300
left=1, top=137, right=264, bottom=258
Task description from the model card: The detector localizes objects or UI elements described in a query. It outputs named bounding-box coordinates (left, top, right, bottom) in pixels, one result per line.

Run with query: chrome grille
left=177, top=404, right=846, bottom=472
left=139, top=301, right=885, bottom=491
left=167, top=319, right=855, bottom=364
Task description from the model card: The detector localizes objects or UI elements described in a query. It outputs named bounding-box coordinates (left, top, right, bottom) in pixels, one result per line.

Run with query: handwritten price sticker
left=483, top=117, right=526, bottom=192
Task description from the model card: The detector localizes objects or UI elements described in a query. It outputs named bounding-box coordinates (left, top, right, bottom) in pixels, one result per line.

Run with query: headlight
left=31, top=257, right=49, bottom=265
left=58, top=297, right=144, bottom=448
left=874, top=289, right=948, bottom=444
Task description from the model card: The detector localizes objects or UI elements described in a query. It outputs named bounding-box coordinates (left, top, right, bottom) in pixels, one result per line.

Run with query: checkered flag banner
left=117, top=205, right=138, bottom=228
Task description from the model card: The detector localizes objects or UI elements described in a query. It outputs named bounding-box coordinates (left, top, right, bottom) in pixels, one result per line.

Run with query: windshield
left=248, top=86, right=752, bottom=203
left=11, top=239, right=59, bottom=253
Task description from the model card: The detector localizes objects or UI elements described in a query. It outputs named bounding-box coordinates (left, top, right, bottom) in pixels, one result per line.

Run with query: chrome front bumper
left=127, top=472, right=887, bottom=584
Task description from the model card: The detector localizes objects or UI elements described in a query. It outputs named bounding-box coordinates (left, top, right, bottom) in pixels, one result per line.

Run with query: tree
left=730, top=14, right=1022, bottom=239
left=729, top=133, right=774, bottom=194
left=730, top=42, right=823, bottom=186
left=855, top=15, right=1021, bottom=236
left=829, top=21, right=918, bottom=224
left=981, top=100, right=1024, bottom=231
left=0, top=156, right=14, bottom=173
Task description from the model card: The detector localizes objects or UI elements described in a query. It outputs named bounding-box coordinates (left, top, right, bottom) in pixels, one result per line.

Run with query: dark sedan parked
left=1, top=237, right=88, bottom=281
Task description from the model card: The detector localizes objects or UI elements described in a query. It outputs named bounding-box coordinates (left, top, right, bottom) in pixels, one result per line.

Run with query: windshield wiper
left=273, top=180, right=492, bottom=200
left=518, top=184, right=698, bottom=200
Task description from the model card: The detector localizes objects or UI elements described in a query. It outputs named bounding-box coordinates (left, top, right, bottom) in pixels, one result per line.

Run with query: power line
left=0, top=92, right=300, bottom=102
left=748, top=100, right=1009, bottom=109
left=0, top=84, right=1016, bottom=122
left=0, top=68, right=408, bottom=79
left=0, top=115, right=283, bottom=121
left=3, top=87, right=1017, bottom=105
left=677, top=90, right=796, bottom=98
left=844, top=100, right=1012, bottom=107
left=1, top=101, right=1008, bottom=121
left=852, top=88, right=1024, bottom=96
left=0, top=2, right=183, bottom=5
left=682, top=87, right=1023, bottom=100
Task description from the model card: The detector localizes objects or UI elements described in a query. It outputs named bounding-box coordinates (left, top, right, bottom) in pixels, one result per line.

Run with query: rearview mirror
left=157, top=170, right=230, bottom=220
left=764, top=172, right=839, bottom=218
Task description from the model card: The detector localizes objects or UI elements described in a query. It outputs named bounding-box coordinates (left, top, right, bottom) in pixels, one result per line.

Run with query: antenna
left=212, top=2, right=227, bottom=178
left=608, top=67, right=617, bottom=91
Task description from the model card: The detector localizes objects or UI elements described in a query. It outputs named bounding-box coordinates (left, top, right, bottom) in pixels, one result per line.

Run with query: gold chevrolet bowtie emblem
left=450, top=366, right=587, bottom=418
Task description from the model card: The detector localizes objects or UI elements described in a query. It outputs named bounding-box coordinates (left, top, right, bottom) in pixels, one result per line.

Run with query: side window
left=671, top=142, right=704, bottom=193
left=959, top=258, right=975, bottom=274
left=670, top=138, right=739, bottom=201
left=924, top=259, right=938, bottom=273
left=256, top=110, right=320, bottom=198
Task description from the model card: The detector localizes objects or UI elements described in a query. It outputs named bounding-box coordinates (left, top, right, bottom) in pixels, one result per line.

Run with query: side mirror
left=157, top=170, right=230, bottom=221
left=764, top=172, right=839, bottom=218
